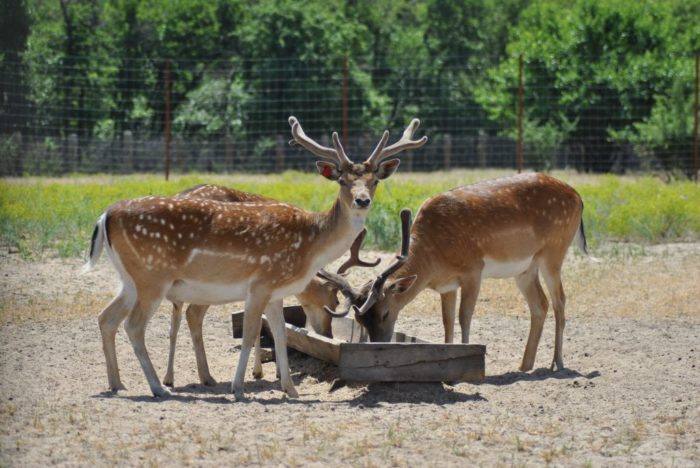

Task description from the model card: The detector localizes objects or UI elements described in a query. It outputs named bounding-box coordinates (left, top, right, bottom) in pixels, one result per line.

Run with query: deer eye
left=382, top=310, right=390, bottom=321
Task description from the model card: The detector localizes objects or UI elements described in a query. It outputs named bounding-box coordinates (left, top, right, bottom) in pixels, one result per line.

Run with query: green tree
left=476, top=0, right=699, bottom=174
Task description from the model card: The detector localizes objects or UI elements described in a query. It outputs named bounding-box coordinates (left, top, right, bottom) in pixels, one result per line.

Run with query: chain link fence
left=1, top=55, right=698, bottom=177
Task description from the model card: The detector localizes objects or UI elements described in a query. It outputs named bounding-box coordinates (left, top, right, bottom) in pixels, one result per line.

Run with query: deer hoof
left=202, top=376, right=218, bottom=387
left=110, top=382, right=127, bottom=392
left=152, top=386, right=173, bottom=398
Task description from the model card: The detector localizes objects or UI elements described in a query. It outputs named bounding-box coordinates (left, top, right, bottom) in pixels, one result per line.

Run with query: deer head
left=289, top=116, right=427, bottom=213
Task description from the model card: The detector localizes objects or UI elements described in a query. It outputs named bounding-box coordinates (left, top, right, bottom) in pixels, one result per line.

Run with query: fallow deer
left=325, top=173, right=589, bottom=372
left=162, top=182, right=380, bottom=387
left=84, top=116, right=427, bottom=398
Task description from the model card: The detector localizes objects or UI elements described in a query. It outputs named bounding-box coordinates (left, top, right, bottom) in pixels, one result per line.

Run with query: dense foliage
left=1, top=0, right=699, bottom=176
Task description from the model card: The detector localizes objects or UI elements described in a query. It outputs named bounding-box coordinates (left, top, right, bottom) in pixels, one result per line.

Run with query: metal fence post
left=517, top=54, right=523, bottom=174
left=164, top=59, right=172, bottom=181
left=694, top=53, right=699, bottom=182
left=342, top=56, right=348, bottom=148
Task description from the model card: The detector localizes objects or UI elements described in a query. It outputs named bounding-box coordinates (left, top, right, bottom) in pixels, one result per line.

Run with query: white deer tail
left=82, top=212, right=107, bottom=274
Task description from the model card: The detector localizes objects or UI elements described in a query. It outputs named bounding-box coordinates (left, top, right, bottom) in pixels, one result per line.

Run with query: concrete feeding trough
left=231, top=306, right=485, bottom=383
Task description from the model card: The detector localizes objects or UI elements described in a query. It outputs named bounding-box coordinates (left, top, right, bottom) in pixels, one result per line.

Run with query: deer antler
left=316, top=269, right=362, bottom=317
left=353, top=209, right=412, bottom=316
left=365, top=119, right=428, bottom=168
left=316, top=229, right=379, bottom=318
left=288, top=116, right=353, bottom=168
left=336, top=229, right=380, bottom=275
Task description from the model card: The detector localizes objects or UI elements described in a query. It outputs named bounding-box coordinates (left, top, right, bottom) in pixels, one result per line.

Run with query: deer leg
left=440, top=291, right=457, bottom=343
left=458, top=276, right=482, bottom=344
left=264, top=299, right=298, bottom=397
left=252, top=320, right=281, bottom=379
left=185, top=304, right=217, bottom=386
left=231, top=292, right=269, bottom=399
left=163, top=301, right=183, bottom=387
left=252, top=320, right=264, bottom=380
left=97, top=288, right=133, bottom=392
left=541, top=262, right=566, bottom=371
left=123, top=292, right=171, bottom=397
left=515, top=267, right=549, bottom=372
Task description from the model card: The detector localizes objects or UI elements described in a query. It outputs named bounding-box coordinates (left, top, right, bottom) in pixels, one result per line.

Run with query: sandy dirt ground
left=1, top=243, right=699, bottom=466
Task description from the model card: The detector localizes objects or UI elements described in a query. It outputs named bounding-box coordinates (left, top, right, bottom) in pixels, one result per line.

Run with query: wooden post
left=67, top=133, right=78, bottom=174
left=224, top=135, right=234, bottom=172
left=275, top=135, right=285, bottom=172
left=694, top=53, right=699, bottom=182
left=443, top=134, right=452, bottom=170
left=12, top=131, right=23, bottom=176
left=123, top=130, right=134, bottom=172
left=517, top=54, right=524, bottom=173
left=477, top=130, right=487, bottom=168
left=164, top=59, right=172, bottom=181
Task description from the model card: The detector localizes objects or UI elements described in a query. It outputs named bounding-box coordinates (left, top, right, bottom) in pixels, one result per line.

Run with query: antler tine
left=316, top=268, right=353, bottom=293
left=354, top=209, right=413, bottom=316
left=364, top=130, right=390, bottom=168
left=336, top=229, right=381, bottom=275
left=331, top=132, right=354, bottom=168
left=367, top=118, right=428, bottom=167
left=288, top=116, right=344, bottom=163
left=316, top=269, right=360, bottom=318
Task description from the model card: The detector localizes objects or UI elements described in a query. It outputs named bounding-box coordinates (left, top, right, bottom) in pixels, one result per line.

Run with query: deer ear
left=376, top=158, right=400, bottom=180
left=316, top=161, right=341, bottom=180
left=386, top=275, right=417, bottom=294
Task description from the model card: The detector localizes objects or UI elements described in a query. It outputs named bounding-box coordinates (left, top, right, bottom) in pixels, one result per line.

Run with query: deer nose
left=354, top=197, right=371, bottom=208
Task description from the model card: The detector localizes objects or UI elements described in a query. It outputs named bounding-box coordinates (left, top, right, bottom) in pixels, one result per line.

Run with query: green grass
left=578, top=175, right=700, bottom=245
left=1, top=171, right=699, bottom=258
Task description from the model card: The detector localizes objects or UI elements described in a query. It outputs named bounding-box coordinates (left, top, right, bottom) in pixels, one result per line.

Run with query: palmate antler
left=365, top=119, right=427, bottom=169
left=288, top=116, right=427, bottom=170
left=288, top=116, right=353, bottom=167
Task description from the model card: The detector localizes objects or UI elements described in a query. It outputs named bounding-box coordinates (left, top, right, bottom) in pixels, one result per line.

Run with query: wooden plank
left=232, top=307, right=486, bottom=383
left=284, top=324, right=342, bottom=365
left=339, top=343, right=485, bottom=383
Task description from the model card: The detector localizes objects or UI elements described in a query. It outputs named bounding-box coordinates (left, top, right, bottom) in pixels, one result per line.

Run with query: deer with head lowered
left=84, top=116, right=427, bottom=398
left=162, top=183, right=380, bottom=388
left=324, top=173, right=588, bottom=372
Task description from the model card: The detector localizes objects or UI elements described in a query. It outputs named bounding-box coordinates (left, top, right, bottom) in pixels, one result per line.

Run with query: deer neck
left=387, top=246, right=434, bottom=312
left=310, top=196, right=368, bottom=272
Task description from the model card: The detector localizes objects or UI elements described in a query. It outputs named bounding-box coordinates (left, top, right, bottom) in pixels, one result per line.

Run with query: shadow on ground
left=478, top=368, right=601, bottom=386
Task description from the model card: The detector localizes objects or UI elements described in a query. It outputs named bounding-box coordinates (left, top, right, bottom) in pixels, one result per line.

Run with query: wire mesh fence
left=1, top=54, right=698, bottom=177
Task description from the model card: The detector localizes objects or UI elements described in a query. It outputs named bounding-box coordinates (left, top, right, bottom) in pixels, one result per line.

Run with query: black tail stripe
left=105, top=211, right=112, bottom=247
left=89, top=223, right=99, bottom=260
